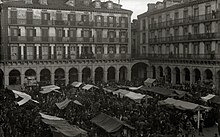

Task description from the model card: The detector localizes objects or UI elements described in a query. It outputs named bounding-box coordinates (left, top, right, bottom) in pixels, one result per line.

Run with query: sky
left=110, top=0, right=162, bottom=19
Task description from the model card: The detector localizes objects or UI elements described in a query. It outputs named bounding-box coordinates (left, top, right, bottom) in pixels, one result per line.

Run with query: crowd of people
left=0, top=79, right=220, bottom=137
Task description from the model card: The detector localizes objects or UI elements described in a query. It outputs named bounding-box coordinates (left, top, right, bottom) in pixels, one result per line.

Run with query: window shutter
left=101, top=16, right=104, bottom=26
left=68, top=30, right=70, bottom=37
left=119, top=31, right=121, bottom=39
left=95, top=16, right=97, bottom=26
left=119, top=17, right=122, bottom=27
left=89, top=31, right=92, bottom=38
left=107, top=17, right=109, bottom=26
left=86, top=15, right=89, bottom=22
left=107, top=31, right=109, bottom=38
left=125, top=17, right=128, bottom=27
left=73, top=29, right=76, bottom=38
left=47, top=13, right=50, bottom=20
left=62, top=30, right=65, bottom=37
left=8, top=46, right=11, bottom=60
left=114, top=31, right=116, bottom=37
left=18, top=46, right=21, bottom=60
left=113, top=17, right=116, bottom=27
left=81, top=30, right=84, bottom=37
left=34, top=46, right=37, bottom=59
left=63, top=46, right=65, bottom=59
left=68, top=46, right=70, bottom=59
left=34, top=29, right=36, bottom=37
left=18, top=29, right=21, bottom=36
left=24, top=46, right=27, bottom=60
left=39, top=46, right=42, bottom=59
left=48, top=46, right=51, bottom=59
left=54, top=46, right=57, bottom=59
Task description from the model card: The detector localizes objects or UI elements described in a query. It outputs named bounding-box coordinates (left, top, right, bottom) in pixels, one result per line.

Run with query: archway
left=158, top=66, right=163, bottom=78
left=82, top=67, right=91, bottom=82
left=55, top=68, right=65, bottom=87
left=119, top=66, right=127, bottom=82
left=40, top=69, right=51, bottom=86
left=0, top=69, right=4, bottom=88
left=69, top=68, right=78, bottom=84
left=165, top=67, right=171, bottom=83
left=152, top=66, right=156, bottom=79
left=204, top=69, right=213, bottom=80
left=25, top=69, right=37, bottom=86
left=193, top=69, right=201, bottom=83
left=131, top=63, right=147, bottom=81
left=183, top=68, right=190, bottom=82
left=107, top=67, right=116, bottom=82
left=9, top=69, right=21, bottom=85
left=174, top=67, right=180, bottom=84
left=95, top=67, right=104, bottom=82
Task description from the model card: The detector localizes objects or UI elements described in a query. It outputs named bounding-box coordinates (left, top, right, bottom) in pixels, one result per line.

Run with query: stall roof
left=71, top=82, right=82, bottom=88
left=39, top=113, right=64, bottom=121
left=7, top=85, right=25, bottom=91
left=91, top=113, right=134, bottom=133
left=125, top=92, right=145, bottom=101
left=201, top=94, right=220, bottom=104
left=42, top=85, right=60, bottom=90
left=159, top=98, right=211, bottom=111
left=113, top=89, right=130, bottom=97
left=201, top=94, right=216, bottom=102
left=12, top=90, right=39, bottom=106
left=40, top=88, right=61, bottom=94
left=82, top=84, right=98, bottom=90
left=128, top=86, right=143, bottom=91
left=144, top=78, right=156, bottom=84
left=56, top=98, right=72, bottom=109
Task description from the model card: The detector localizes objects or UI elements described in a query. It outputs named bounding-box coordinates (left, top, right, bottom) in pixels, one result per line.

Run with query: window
left=108, top=31, right=115, bottom=38
left=107, top=2, right=113, bottom=9
left=193, top=43, right=199, bottom=55
left=205, top=43, right=211, bottom=54
left=81, top=15, right=89, bottom=22
left=205, top=24, right=211, bottom=33
left=120, top=46, right=127, bottom=54
left=158, top=30, right=162, bottom=38
left=42, top=13, right=50, bottom=20
left=108, top=16, right=114, bottom=24
left=56, top=12, right=62, bottom=21
left=96, top=46, right=103, bottom=54
left=108, top=45, right=115, bottom=54
left=42, top=46, right=48, bottom=59
left=142, top=33, right=146, bottom=44
left=95, top=1, right=101, bottom=8
left=120, top=17, right=127, bottom=28
left=56, top=46, right=63, bottom=59
left=183, top=10, right=188, bottom=18
left=68, top=14, right=75, bottom=21
left=194, top=8, right=199, bottom=17
left=27, top=46, right=34, bottom=60
left=183, top=27, right=188, bottom=35
left=175, top=12, right=179, bottom=20
left=56, top=29, right=65, bottom=37
left=26, top=11, right=33, bottom=24
left=174, top=28, right=179, bottom=36
left=10, top=10, right=17, bottom=24
left=11, top=46, right=18, bottom=60
left=81, top=30, right=92, bottom=38
left=11, top=28, right=20, bottom=36
left=205, top=5, right=211, bottom=15
left=95, top=15, right=103, bottom=26
left=26, top=28, right=36, bottom=37
left=158, top=46, right=162, bottom=54
left=193, top=25, right=199, bottom=34
left=66, top=0, right=75, bottom=7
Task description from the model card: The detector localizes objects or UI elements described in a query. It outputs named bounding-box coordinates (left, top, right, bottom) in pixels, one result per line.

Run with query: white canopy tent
left=82, top=84, right=98, bottom=90
left=144, top=78, right=156, bottom=87
left=71, top=82, right=82, bottom=88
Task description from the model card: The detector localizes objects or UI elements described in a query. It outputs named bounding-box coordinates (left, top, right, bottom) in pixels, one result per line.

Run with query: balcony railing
left=132, top=53, right=219, bottom=60
left=8, top=19, right=128, bottom=28
left=148, top=12, right=220, bottom=30
left=149, top=33, right=219, bottom=44
left=8, top=36, right=128, bottom=44
left=1, top=54, right=131, bottom=63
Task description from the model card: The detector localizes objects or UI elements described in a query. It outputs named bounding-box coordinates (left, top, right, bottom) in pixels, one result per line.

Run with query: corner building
left=138, top=0, right=220, bottom=93
left=0, top=0, right=133, bottom=87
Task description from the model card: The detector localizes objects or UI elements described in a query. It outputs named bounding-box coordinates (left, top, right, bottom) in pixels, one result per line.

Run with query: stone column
left=51, top=73, right=55, bottom=85
left=91, top=68, right=95, bottom=83
left=20, top=44, right=24, bottom=60
left=36, top=44, right=39, bottom=59
left=4, top=75, right=9, bottom=87
left=65, top=72, right=68, bottom=86
left=172, top=71, right=176, bottom=84
left=115, top=70, right=119, bottom=82
left=78, top=71, right=82, bottom=82
left=21, top=74, right=25, bottom=85
left=127, top=67, right=131, bottom=81
left=190, top=72, right=193, bottom=85
left=104, top=70, right=108, bottom=82
left=36, top=72, right=40, bottom=83
left=180, top=69, right=183, bottom=84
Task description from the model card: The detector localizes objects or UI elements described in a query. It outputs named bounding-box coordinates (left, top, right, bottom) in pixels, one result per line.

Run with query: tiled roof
left=3, top=0, right=133, bottom=15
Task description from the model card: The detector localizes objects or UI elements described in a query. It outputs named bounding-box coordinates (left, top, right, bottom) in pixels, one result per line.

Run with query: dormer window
left=95, top=0, right=101, bottom=8
left=66, top=0, right=75, bottom=7
left=39, top=0, right=47, bottom=5
left=25, top=0, right=33, bottom=4
left=84, top=0, right=90, bottom=6
left=107, top=1, right=113, bottom=9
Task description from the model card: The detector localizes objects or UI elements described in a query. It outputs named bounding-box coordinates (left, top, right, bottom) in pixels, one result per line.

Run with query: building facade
left=138, top=0, right=220, bottom=93
left=0, top=0, right=136, bottom=87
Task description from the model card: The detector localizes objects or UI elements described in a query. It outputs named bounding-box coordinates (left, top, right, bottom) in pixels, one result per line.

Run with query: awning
left=159, top=98, right=211, bottom=111
left=201, top=94, right=216, bottom=102
left=40, top=113, right=87, bottom=137
left=71, top=82, right=82, bottom=88
left=103, top=87, right=117, bottom=93
left=113, top=89, right=130, bottom=97
left=56, top=98, right=72, bottom=109
left=40, top=89, right=61, bottom=94
left=91, top=113, right=134, bottom=133
left=42, top=85, right=60, bottom=90
left=12, top=90, right=39, bottom=106
left=82, top=84, right=98, bottom=90
left=7, top=85, right=25, bottom=91
left=125, top=92, right=145, bottom=101
left=128, top=86, right=143, bottom=91
left=144, top=78, right=156, bottom=84
left=39, top=113, right=64, bottom=121
left=73, top=100, right=83, bottom=106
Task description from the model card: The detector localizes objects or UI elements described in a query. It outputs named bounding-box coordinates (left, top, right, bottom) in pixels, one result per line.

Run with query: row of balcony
left=149, top=33, right=219, bottom=44
left=8, top=19, right=128, bottom=28
left=133, top=53, right=217, bottom=60
left=148, top=12, right=219, bottom=30
left=1, top=53, right=131, bottom=62
left=8, top=36, right=128, bottom=44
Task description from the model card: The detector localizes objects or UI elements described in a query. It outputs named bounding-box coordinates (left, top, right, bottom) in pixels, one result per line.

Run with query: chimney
left=25, top=0, right=33, bottom=4
left=147, top=3, right=156, bottom=11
